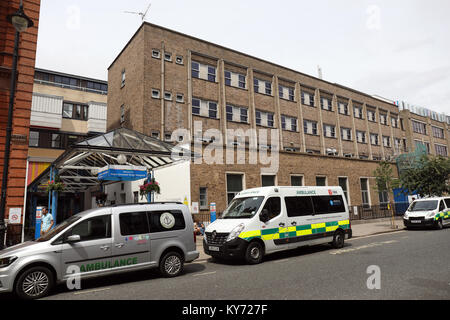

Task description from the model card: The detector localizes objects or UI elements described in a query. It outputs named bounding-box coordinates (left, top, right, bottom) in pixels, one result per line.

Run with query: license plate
left=411, top=220, right=421, bottom=224
left=209, top=246, right=220, bottom=252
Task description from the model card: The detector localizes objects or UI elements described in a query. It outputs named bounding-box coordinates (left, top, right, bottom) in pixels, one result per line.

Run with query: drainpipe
left=0, top=30, right=20, bottom=250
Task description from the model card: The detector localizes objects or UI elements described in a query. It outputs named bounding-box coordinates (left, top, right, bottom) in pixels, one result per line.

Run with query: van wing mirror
left=66, top=235, right=81, bottom=243
left=259, top=209, right=269, bottom=223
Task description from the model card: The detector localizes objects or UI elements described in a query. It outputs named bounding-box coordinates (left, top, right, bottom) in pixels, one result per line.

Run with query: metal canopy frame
left=28, top=127, right=195, bottom=193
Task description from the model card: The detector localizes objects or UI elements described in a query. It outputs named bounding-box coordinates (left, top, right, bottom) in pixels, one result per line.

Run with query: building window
left=192, top=98, right=219, bottom=119
left=291, top=175, right=303, bottom=186
left=62, top=103, right=88, bottom=120
left=121, top=69, right=126, bottom=87
left=281, top=115, right=297, bottom=132
left=432, top=126, right=444, bottom=139
left=379, top=189, right=389, bottom=209
left=199, top=187, right=208, bottom=209
left=190, top=60, right=215, bottom=81
left=380, top=113, right=388, bottom=125
left=226, top=104, right=248, bottom=123
left=120, top=105, right=125, bottom=124
left=356, top=131, right=366, bottom=143
left=435, top=144, right=448, bottom=157
left=316, top=176, right=327, bottom=186
left=279, top=85, right=295, bottom=101
left=394, top=138, right=402, bottom=153
left=354, top=106, right=363, bottom=119
left=226, top=174, right=243, bottom=204
left=370, top=133, right=379, bottom=146
left=164, top=52, right=172, bottom=62
left=262, top=175, right=276, bottom=187
left=323, top=124, right=336, bottom=138
left=415, top=140, right=431, bottom=154
left=391, top=116, right=398, bottom=128
left=151, top=89, right=160, bottom=99
left=254, top=78, right=272, bottom=95
left=338, top=177, right=349, bottom=204
left=338, top=102, right=349, bottom=115
left=321, top=97, right=333, bottom=111
left=164, top=132, right=172, bottom=141
left=29, top=131, right=39, bottom=147
left=255, top=110, right=274, bottom=128
left=176, top=93, right=184, bottom=103
left=367, top=109, right=376, bottom=122
left=151, top=131, right=160, bottom=139
left=301, top=91, right=314, bottom=106
left=341, top=127, right=352, bottom=141
left=152, top=49, right=160, bottom=59
left=360, top=178, right=370, bottom=208
left=164, top=91, right=172, bottom=101
left=175, top=55, right=184, bottom=65
left=304, top=120, right=318, bottom=135
left=224, top=70, right=246, bottom=89
left=383, top=136, right=391, bottom=148
left=411, top=120, right=427, bottom=135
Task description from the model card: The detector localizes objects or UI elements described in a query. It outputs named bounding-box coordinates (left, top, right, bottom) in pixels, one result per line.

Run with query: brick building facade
left=0, top=0, right=40, bottom=240
left=107, top=23, right=449, bottom=219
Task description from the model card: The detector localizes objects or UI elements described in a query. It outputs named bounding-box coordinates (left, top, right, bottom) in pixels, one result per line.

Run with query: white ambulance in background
left=203, top=186, right=352, bottom=264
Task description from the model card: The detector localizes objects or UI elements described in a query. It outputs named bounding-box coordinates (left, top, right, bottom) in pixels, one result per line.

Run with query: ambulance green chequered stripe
left=239, top=220, right=350, bottom=241
left=435, top=210, right=450, bottom=221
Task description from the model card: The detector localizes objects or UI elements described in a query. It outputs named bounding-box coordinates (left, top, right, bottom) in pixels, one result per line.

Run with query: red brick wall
left=0, top=0, right=40, bottom=239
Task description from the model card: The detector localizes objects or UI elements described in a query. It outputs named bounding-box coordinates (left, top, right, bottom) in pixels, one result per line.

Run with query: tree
left=399, top=155, right=450, bottom=197
left=373, top=161, right=399, bottom=228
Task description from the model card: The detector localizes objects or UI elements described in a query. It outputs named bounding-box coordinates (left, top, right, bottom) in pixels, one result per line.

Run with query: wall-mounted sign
left=9, top=208, right=21, bottom=224
left=191, top=202, right=199, bottom=214
left=98, top=165, right=147, bottom=181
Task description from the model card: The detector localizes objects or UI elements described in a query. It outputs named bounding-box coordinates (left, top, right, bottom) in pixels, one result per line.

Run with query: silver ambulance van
left=0, top=202, right=199, bottom=299
left=203, top=186, right=352, bottom=264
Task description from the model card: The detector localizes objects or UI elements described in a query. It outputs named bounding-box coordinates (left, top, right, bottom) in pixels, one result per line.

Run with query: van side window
left=147, top=210, right=186, bottom=233
left=439, top=200, right=445, bottom=211
left=120, top=212, right=150, bottom=236
left=262, top=197, right=281, bottom=221
left=285, top=196, right=314, bottom=217
left=444, top=198, right=450, bottom=208
left=312, top=195, right=345, bottom=215
left=65, top=215, right=111, bottom=242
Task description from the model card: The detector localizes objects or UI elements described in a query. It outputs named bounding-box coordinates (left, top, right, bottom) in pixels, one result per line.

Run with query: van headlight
left=427, top=212, right=436, bottom=219
left=226, top=223, right=245, bottom=242
left=404, top=212, right=409, bottom=218
left=0, top=256, right=18, bottom=268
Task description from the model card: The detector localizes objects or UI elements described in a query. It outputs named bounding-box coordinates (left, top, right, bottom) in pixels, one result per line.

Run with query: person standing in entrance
left=40, top=207, right=54, bottom=237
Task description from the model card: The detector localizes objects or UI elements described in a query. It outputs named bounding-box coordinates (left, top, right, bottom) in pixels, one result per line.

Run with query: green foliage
left=399, top=155, right=450, bottom=197
left=373, top=161, right=399, bottom=194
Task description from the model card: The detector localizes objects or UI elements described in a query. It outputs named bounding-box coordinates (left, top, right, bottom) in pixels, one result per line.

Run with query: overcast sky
left=35, top=0, right=450, bottom=115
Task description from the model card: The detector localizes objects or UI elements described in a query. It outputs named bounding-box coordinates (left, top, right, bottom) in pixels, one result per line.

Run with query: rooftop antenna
left=317, top=65, right=323, bottom=79
left=124, top=2, right=151, bottom=21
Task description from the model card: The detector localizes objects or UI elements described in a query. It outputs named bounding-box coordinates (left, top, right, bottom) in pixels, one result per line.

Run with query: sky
left=34, top=0, right=450, bottom=115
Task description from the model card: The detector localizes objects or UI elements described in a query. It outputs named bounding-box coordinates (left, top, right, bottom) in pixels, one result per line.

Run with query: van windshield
left=34, top=215, right=81, bottom=242
left=408, top=200, right=438, bottom=212
left=222, top=196, right=265, bottom=219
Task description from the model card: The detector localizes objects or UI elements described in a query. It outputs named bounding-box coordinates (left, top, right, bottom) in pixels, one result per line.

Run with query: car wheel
left=245, top=241, right=263, bottom=265
left=332, top=230, right=345, bottom=249
left=15, top=266, right=54, bottom=300
left=160, top=252, right=184, bottom=278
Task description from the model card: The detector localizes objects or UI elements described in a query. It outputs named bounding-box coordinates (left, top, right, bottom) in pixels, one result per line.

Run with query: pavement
left=196, top=216, right=405, bottom=261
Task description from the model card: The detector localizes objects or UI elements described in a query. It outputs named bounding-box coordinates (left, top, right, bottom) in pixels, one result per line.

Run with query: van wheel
left=332, top=230, right=345, bottom=249
left=15, top=266, right=54, bottom=300
left=245, top=241, right=263, bottom=265
left=160, top=252, right=184, bottom=277
left=435, top=219, right=443, bottom=230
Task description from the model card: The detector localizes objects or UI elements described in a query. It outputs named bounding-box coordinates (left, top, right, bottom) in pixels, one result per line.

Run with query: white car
left=403, top=197, right=450, bottom=229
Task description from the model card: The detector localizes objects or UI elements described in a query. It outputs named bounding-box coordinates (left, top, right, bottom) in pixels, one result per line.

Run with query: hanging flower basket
left=46, top=176, right=65, bottom=193
left=95, top=192, right=108, bottom=205
left=139, top=178, right=161, bottom=199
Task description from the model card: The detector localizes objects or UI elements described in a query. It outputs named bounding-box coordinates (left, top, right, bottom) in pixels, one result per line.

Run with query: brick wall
left=0, top=0, right=41, bottom=239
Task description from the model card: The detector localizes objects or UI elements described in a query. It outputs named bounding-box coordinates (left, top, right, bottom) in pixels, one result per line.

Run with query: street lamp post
left=0, top=1, right=34, bottom=249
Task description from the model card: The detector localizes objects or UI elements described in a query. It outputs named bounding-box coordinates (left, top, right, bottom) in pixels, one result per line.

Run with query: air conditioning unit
left=326, top=148, right=337, bottom=156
